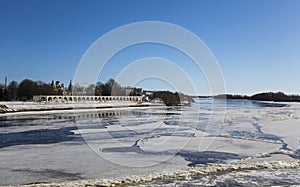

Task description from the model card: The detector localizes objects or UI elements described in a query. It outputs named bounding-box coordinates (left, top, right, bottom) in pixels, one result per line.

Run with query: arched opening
left=53, top=97, right=58, bottom=102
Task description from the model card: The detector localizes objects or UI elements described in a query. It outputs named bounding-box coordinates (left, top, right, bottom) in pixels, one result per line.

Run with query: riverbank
left=0, top=101, right=156, bottom=114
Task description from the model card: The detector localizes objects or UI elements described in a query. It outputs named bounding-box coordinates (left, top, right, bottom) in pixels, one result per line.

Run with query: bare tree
left=7, top=81, right=18, bottom=100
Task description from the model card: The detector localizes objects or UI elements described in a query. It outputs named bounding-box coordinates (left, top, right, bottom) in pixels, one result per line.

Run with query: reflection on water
left=0, top=110, right=147, bottom=122
left=0, top=126, right=81, bottom=148
left=0, top=99, right=292, bottom=149
left=0, top=109, right=178, bottom=149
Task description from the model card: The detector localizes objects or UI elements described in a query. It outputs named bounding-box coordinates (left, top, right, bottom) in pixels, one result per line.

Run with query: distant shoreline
left=196, top=92, right=300, bottom=103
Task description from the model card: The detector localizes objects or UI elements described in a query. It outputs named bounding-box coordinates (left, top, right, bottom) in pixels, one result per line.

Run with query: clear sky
left=0, top=0, right=300, bottom=95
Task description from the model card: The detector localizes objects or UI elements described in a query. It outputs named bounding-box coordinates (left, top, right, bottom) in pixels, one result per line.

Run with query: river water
left=0, top=98, right=300, bottom=186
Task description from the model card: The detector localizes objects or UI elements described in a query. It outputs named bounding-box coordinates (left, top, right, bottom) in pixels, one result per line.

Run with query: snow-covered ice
left=1, top=99, right=300, bottom=186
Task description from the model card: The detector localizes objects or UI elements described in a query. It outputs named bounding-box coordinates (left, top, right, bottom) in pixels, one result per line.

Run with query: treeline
left=0, top=78, right=141, bottom=101
left=0, top=78, right=194, bottom=106
left=1, top=78, right=299, bottom=104
left=250, top=92, right=300, bottom=102
left=213, top=94, right=250, bottom=100
left=76, top=79, right=142, bottom=96
left=213, top=92, right=300, bottom=102
left=0, top=79, right=59, bottom=101
left=150, top=91, right=194, bottom=106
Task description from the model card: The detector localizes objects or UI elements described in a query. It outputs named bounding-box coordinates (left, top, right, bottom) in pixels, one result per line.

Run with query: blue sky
left=0, top=0, right=300, bottom=95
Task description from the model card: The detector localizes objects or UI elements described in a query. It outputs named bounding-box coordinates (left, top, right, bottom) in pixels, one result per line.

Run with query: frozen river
left=0, top=98, right=300, bottom=186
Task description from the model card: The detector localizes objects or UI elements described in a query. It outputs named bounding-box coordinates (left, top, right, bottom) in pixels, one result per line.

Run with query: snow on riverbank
left=0, top=101, right=156, bottom=114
